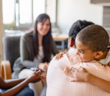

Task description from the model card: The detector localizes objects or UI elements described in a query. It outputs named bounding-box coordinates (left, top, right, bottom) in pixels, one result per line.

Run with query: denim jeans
left=0, top=85, right=34, bottom=96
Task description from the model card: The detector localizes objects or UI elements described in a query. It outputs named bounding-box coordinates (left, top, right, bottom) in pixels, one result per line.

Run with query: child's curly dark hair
left=69, top=20, right=94, bottom=42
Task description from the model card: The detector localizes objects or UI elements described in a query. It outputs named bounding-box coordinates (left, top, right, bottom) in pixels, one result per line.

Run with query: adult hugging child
left=46, top=21, right=110, bottom=96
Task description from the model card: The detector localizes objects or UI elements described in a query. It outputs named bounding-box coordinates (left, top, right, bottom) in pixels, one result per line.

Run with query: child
left=59, top=24, right=110, bottom=81
left=0, top=70, right=46, bottom=96
left=55, top=20, right=110, bottom=94
left=46, top=24, right=110, bottom=96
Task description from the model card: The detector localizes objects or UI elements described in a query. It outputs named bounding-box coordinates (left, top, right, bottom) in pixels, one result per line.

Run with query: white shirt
left=46, top=48, right=110, bottom=96
left=33, top=46, right=44, bottom=64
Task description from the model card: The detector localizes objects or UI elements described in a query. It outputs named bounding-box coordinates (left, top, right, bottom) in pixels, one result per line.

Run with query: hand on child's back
left=63, top=66, right=89, bottom=82
left=55, top=52, right=67, bottom=60
left=70, top=67, right=89, bottom=82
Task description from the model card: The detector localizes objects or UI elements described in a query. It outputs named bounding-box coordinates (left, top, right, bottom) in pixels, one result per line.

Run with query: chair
left=0, top=61, right=11, bottom=79
left=1, top=35, right=21, bottom=80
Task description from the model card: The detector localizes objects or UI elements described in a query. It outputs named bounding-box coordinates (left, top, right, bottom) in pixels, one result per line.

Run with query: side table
left=53, top=37, right=68, bottom=51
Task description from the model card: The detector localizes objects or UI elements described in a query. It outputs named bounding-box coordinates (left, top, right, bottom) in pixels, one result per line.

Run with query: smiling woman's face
left=37, top=18, right=50, bottom=36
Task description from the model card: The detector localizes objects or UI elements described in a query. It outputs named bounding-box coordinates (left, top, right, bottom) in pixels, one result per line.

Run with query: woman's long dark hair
left=33, top=13, right=52, bottom=63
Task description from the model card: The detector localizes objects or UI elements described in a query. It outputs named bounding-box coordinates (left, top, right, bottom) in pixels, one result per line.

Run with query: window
left=33, top=0, right=45, bottom=21
left=2, top=0, right=15, bottom=30
left=16, top=0, right=33, bottom=29
left=2, top=0, right=45, bottom=30
left=19, top=0, right=32, bottom=24
left=2, top=0, right=14, bottom=24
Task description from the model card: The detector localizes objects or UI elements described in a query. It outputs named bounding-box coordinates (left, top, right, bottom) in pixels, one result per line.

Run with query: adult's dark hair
left=28, top=13, right=52, bottom=62
left=77, top=25, right=109, bottom=52
left=69, top=20, right=94, bottom=43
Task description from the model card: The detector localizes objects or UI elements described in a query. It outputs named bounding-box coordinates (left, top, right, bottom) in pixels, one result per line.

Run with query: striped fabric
left=46, top=48, right=110, bottom=96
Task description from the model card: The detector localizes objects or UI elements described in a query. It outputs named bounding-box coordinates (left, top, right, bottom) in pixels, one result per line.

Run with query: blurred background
left=0, top=0, right=110, bottom=61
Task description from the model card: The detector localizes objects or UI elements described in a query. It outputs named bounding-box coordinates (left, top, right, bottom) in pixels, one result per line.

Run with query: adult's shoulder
left=20, top=32, right=34, bottom=47
left=21, top=31, right=33, bottom=41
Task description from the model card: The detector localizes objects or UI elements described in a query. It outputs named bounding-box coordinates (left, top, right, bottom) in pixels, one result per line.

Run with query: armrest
left=0, top=61, right=12, bottom=80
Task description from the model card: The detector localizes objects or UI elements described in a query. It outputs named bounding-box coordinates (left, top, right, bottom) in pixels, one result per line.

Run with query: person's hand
left=39, top=74, right=46, bottom=81
left=38, top=62, right=49, bottom=72
left=28, top=70, right=46, bottom=83
left=28, top=70, right=41, bottom=83
left=70, top=67, right=89, bottom=82
left=55, top=52, right=66, bottom=60
left=63, top=66, right=73, bottom=77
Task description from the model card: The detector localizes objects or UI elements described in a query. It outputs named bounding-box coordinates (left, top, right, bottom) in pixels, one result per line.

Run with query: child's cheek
left=80, top=55, right=88, bottom=62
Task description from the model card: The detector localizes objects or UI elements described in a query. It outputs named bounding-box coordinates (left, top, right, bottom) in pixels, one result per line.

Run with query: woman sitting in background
left=13, top=13, right=59, bottom=96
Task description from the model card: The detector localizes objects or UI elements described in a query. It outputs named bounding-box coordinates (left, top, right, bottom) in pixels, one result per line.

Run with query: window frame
left=4, top=0, right=46, bottom=30
left=3, top=0, right=57, bottom=30
left=15, top=0, right=34, bottom=30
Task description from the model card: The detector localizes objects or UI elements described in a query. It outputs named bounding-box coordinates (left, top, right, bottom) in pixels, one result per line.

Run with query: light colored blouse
left=33, top=46, right=44, bottom=64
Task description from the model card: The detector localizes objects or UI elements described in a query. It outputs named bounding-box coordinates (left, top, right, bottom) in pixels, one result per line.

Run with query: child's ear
left=94, top=51, right=103, bottom=59
left=69, top=37, right=74, bottom=47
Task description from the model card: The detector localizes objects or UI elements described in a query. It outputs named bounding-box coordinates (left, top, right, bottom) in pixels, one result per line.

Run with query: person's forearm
left=0, top=78, right=25, bottom=89
left=87, top=73, right=110, bottom=93
left=23, top=60, right=39, bottom=68
left=1, top=78, right=30, bottom=96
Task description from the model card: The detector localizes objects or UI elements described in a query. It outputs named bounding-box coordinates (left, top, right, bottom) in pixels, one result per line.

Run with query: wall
left=57, top=0, right=103, bottom=33
left=0, top=0, right=4, bottom=62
